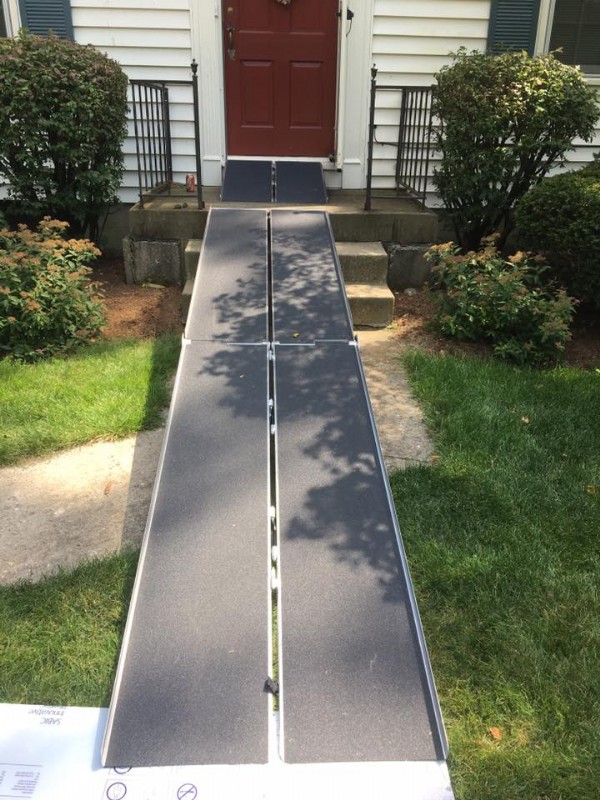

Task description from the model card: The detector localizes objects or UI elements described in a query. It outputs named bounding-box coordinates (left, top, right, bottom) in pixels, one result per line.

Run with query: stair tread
left=345, top=282, right=394, bottom=297
left=336, top=241, right=387, bottom=257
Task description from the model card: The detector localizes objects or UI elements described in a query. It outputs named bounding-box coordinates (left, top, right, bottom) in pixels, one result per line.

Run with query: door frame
left=190, top=0, right=374, bottom=188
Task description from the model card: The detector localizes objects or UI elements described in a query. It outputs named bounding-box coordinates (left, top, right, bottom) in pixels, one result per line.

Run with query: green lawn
left=392, top=352, right=600, bottom=800
left=0, top=551, right=138, bottom=706
left=1, top=345, right=598, bottom=799
left=0, top=335, right=181, bottom=466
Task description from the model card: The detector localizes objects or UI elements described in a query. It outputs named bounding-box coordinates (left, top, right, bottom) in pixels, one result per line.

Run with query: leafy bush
left=0, top=32, right=128, bottom=240
left=426, top=238, right=576, bottom=366
left=432, top=49, right=599, bottom=251
left=515, top=158, right=600, bottom=308
left=0, top=218, right=106, bottom=361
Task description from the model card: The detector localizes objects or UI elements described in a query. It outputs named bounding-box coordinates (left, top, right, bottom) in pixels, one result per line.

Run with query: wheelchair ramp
left=102, top=341, right=270, bottom=767
left=221, top=159, right=273, bottom=203
left=275, top=342, right=443, bottom=763
left=275, top=161, right=327, bottom=204
left=271, top=210, right=353, bottom=344
left=185, top=208, right=269, bottom=343
left=103, top=208, right=449, bottom=789
left=221, top=160, right=327, bottom=204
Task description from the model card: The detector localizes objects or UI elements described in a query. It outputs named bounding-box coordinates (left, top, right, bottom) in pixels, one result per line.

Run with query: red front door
left=223, top=0, right=339, bottom=157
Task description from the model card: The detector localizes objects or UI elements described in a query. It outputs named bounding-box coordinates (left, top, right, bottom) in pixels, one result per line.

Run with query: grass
left=1, top=342, right=598, bottom=798
left=392, top=352, right=600, bottom=800
left=0, top=335, right=181, bottom=466
left=0, top=550, right=139, bottom=706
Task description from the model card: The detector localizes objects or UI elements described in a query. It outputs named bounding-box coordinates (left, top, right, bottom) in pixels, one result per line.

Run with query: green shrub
left=426, top=238, right=576, bottom=366
left=515, top=159, right=600, bottom=308
left=0, top=218, right=106, bottom=361
left=433, top=49, right=599, bottom=251
left=0, top=32, right=128, bottom=240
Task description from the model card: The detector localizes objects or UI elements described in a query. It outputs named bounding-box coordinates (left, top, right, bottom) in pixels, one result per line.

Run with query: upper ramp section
left=185, top=208, right=269, bottom=344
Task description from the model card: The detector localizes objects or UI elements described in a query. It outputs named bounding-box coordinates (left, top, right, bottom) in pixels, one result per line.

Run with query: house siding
left=370, top=0, right=600, bottom=202
left=370, top=0, right=489, bottom=201
left=72, top=0, right=194, bottom=203
left=68, top=0, right=598, bottom=202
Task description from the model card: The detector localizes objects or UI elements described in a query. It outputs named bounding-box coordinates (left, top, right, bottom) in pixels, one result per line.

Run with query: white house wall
left=72, top=0, right=194, bottom=203
left=370, top=0, right=599, bottom=203
left=70, top=0, right=599, bottom=203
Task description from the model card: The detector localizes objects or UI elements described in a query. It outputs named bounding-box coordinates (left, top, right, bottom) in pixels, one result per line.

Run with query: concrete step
left=345, top=282, right=395, bottom=328
left=336, top=241, right=388, bottom=283
left=185, top=239, right=203, bottom=281
left=181, top=240, right=203, bottom=321
left=181, top=277, right=194, bottom=321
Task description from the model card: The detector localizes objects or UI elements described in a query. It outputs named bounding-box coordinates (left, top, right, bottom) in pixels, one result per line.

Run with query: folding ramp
left=270, top=209, right=447, bottom=764
left=102, top=209, right=271, bottom=767
left=104, top=207, right=451, bottom=795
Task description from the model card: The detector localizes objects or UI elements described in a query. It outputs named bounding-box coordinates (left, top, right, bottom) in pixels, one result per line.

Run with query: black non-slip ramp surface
left=221, top=159, right=273, bottom=202
left=275, top=161, right=328, bottom=204
left=185, top=208, right=269, bottom=343
left=103, top=341, right=270, bottom=767
left=271, top=210, right=354, bottom=343
left=275, top=342, right=446, bottom=764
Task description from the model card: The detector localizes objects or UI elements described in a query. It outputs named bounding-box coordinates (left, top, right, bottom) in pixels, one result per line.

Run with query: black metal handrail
left=130, top=61, right=204, bottom=209
left=365, top=66, right=434, bottom=211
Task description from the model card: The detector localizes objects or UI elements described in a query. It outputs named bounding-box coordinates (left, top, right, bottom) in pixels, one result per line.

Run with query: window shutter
left=487, top=0, right=542, bottom=55
left=18, top=0, right=74, bottom=39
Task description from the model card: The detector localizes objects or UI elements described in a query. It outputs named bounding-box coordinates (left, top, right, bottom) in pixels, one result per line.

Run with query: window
left=549, top=0, right=600, bottom=73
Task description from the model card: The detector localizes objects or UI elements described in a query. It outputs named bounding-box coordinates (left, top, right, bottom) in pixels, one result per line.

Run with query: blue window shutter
left=487, top=0, right=542, bottom=55
left=18, top=0, right=74, bottom=39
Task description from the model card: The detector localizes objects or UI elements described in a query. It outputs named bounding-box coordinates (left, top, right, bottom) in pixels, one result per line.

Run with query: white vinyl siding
left=370, top=0, right=599, bottom=203
left=370, top=0, right=490, bottom=201
left=72, top=0, right=193, bottom=202
left=65, top=0, right=599, bottom=201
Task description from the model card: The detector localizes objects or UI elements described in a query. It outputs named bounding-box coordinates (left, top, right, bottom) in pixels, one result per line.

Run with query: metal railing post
left=364, top=65, right=378, bottom=211
left=191, top=60, right=204, bottom=209
left=131, top=83, right=145, bottom=207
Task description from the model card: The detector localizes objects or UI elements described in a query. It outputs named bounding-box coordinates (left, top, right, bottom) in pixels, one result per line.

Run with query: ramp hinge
left=271, top=566, right=280, bottom=591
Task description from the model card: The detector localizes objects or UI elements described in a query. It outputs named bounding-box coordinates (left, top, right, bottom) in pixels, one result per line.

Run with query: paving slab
left=0, top=430, right=163, bottom=585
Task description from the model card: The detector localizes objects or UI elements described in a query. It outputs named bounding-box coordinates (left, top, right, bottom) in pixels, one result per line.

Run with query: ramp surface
left=271, top=210, right=353, bottom=343
left=103, top=341, right=270, bottom=767
left=276, top=342, right=445, bottom=764
left=221, top=159, right=273, bottom=202
left=275, top=161, right=327, bottom=204
left=185, top=208, right=269, bottom=343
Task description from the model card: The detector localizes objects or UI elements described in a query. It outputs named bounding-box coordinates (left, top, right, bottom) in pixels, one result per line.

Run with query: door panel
left=224, top=0, right=339, bottom=157
left=289, top=63, right=323, bottom=127
left=241, top=61, right=274, bottom=125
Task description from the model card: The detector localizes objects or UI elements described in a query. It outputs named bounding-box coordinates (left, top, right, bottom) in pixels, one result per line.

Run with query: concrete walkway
left=0, top=327, right=432, bottom=585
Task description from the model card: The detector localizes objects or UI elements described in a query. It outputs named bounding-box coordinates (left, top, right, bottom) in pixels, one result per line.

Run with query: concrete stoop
left=124, top=190, right=438, bottom=327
